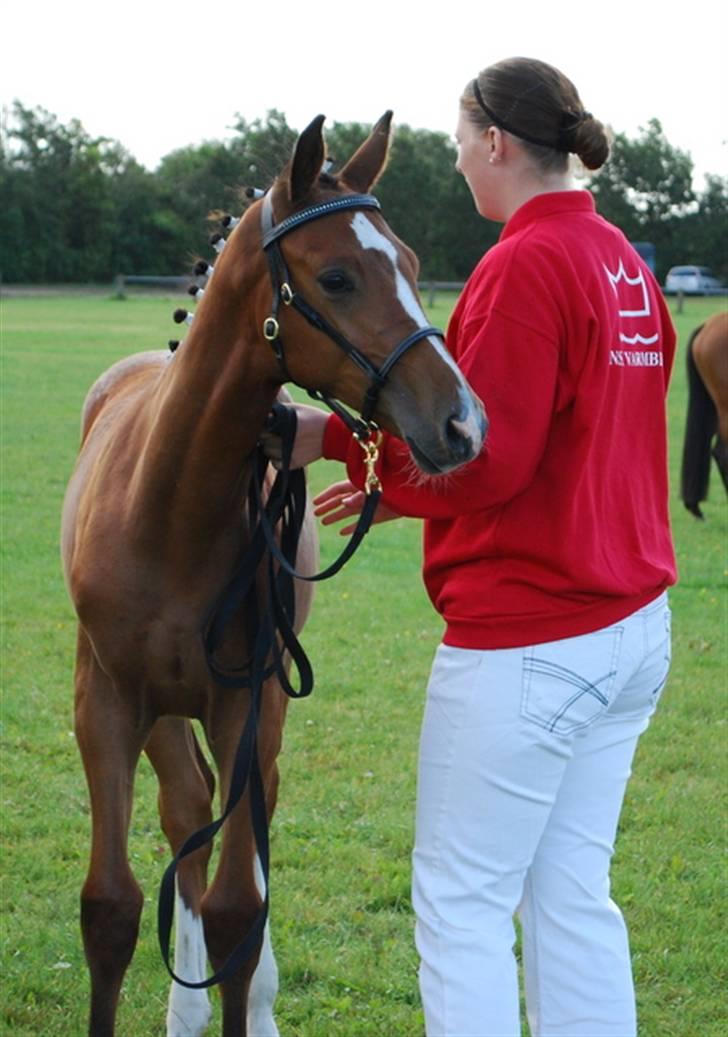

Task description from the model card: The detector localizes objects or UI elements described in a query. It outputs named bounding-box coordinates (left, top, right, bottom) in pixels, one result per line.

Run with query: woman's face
left=454, top=108, right=503, bottom=220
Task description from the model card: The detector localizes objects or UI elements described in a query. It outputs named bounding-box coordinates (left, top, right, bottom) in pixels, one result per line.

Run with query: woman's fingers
left=314, top=480, right=402, bottom=534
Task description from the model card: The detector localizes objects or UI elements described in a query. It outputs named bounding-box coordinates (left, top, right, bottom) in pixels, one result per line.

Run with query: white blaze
left=350, top=213, right=426, bottom=317
left=349, top=212, right=483, bottom=449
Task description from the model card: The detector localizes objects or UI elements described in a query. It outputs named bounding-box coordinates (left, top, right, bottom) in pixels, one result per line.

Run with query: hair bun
left=558, top=108, right=591, bottom=149
left=571, top=112, right=610, bottom=170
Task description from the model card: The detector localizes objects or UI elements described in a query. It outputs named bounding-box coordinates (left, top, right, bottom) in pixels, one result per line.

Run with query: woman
left=264, top=57, right=677, bottom=1036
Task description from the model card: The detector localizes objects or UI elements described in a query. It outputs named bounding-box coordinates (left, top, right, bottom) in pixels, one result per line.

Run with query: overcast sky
left=3, top=0, right=726, bottom=190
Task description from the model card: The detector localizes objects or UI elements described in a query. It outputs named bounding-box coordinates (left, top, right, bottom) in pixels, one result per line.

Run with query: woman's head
left=461, top=57, right=610, bottom=173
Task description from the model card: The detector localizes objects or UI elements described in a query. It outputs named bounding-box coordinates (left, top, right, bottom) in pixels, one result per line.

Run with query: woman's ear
left=487, top=126, right=505, bottom=164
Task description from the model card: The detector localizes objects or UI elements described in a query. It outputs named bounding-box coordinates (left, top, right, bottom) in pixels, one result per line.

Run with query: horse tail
left=680, top=323, right=716, bottom=518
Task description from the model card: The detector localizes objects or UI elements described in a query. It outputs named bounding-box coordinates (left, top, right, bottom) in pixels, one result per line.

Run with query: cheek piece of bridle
left=157, top=191, right=447, bottom=992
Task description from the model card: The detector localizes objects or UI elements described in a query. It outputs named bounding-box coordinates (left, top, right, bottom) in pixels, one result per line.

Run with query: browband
left=262, top=194, right=381, bottom=249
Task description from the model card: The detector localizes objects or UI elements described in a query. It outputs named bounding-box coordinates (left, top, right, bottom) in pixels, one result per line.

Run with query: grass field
left=1, top=289, right=726, bottom=1036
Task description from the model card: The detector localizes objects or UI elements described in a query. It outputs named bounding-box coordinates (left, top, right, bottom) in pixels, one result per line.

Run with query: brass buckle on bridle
left=263, top=283, right=293, bottom=341
left=354, top=427, right=383, bottom=495
left=263, top=316, right=280, bottom=341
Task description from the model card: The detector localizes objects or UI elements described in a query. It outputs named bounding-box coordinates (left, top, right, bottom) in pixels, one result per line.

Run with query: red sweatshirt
left=323, top=191, right=677, bottom=648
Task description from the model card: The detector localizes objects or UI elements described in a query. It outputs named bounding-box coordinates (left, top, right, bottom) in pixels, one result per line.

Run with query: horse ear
left=289, top=114, right=326, bottom=204
left=338, top=111, right=393, bottom=193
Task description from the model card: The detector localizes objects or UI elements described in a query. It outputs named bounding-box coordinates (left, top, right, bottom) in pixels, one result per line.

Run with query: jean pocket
left=521, top=627, right=623, bottom=735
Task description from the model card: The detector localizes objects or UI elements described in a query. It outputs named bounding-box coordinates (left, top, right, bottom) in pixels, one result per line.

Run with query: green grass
left=1, top=290, right=726, bottom=1036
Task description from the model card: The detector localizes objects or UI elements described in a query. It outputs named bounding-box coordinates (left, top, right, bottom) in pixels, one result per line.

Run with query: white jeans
left=413, top=594, right=671, bottom=1037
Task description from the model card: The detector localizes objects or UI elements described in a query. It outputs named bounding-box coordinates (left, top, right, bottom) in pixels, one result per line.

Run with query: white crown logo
left=603, top=259, right=650, bottom=317
left=603, top=260, right=658, bottom=345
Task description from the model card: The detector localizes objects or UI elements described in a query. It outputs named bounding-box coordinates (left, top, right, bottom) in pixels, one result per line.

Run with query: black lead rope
left=157, top=403, right=382, bottom=989
left=254, top=405, right=383, bottom=585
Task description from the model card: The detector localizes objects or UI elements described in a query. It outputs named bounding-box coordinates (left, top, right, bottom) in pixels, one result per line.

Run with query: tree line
left=1, top=101, right=726, bottom=286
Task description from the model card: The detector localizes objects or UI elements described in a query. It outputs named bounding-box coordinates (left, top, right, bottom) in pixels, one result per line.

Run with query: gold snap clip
left=355, top=428, right=383, bottom=495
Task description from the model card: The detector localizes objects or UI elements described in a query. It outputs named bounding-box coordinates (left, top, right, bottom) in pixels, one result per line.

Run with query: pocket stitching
left=521, top=628, right=623, bottom=735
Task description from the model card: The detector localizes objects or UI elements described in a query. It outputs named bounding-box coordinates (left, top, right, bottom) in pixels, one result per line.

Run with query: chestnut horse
left=61, top=112, right=486, bottom=1037
left=680, top=310, right=728, bottom=518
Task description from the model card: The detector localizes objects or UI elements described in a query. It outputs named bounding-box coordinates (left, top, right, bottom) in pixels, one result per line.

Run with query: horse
left=60, top=110, right=486, bottom=1037
left=680, top=310, right=728, bottom=518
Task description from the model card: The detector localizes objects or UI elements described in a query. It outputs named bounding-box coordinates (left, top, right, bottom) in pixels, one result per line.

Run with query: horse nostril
left=445, top=416, right=474, bottom=463
left=446, top=407, right=488, bottom=462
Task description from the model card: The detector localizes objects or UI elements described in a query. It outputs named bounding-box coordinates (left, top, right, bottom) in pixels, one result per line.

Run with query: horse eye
left=318, top=270, right=354, bottom=294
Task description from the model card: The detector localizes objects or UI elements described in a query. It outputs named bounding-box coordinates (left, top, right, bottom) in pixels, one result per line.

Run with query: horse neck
left=130, top=246, right=279, bottom=552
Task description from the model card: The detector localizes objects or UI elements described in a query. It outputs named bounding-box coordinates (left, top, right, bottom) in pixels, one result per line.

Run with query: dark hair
left=462, top=57, right=610, bottom=172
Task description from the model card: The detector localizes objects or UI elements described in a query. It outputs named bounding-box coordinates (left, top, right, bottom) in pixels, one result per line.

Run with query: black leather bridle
left=260, top=190, right=445, bottom=440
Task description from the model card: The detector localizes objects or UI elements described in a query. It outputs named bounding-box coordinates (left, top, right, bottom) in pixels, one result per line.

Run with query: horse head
left=223, top=113, right=487, bottom=475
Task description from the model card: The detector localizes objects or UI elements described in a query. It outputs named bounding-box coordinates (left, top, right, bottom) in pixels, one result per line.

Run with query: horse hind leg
left=713, top=398, right=728, bottom=496
left=74, top=634, right=151, bottom=1036
left=145, top=717, right=216, bottom=1037
left=693, top=314, right=728, bottom=507
left=713, top=435, right=728, bottom=494
left=681, top=327, right=716, bottom=518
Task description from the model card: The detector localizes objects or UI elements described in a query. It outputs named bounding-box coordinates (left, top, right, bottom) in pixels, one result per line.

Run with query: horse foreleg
left=74, top=638, right=151, bottom=1037
left=145, top=717, right=215, bottom=1037
left=202, top=688, right=285, bottom=1037
left=247, top=856, right=280, bottom=1037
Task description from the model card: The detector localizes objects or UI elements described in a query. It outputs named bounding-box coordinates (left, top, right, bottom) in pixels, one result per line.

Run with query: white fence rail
left=113, top=274, right=466, bottom=305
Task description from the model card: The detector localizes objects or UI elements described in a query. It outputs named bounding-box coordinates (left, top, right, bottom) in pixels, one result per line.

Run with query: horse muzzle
left=405, top=396, right=488, bottom=475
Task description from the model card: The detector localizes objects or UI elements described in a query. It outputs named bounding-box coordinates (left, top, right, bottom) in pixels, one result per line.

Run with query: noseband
left=260, top=191, right=444, bottom=440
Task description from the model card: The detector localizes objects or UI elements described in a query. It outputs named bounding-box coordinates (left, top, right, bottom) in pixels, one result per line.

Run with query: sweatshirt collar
left=499, top=190, right=596, bottom=242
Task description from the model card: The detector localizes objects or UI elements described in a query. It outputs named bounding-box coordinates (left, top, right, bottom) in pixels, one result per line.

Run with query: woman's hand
left=259, top=403, right=329, bottom=470
left=314, top=479, right=402, bottom=535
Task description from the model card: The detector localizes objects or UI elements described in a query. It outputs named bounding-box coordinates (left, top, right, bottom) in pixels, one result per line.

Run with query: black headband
left=471, top=77, right=588, bottom=154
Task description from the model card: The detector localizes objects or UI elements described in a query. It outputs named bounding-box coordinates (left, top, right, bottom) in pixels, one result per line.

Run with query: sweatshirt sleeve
left=322, top=305, right=561, bottom=520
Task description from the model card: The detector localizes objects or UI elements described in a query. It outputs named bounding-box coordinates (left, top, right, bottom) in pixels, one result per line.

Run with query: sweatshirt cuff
left=322, top=414, right=353, bottom=462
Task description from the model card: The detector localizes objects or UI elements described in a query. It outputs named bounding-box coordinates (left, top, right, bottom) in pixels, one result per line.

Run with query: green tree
left=152, top=110, right=299, bottom=272
left=684, top=174, right=728, bottom=282
left=228, top=108, right=298, bottom=189
left=154, top=141, right=242, bottom=267
left=594, top=119, right=694, bottom=221
left=107, top=160, right=189, bottom=277
left=589, top=119, right=696, bottom=281
left=0, top=102, right=123, bottom=281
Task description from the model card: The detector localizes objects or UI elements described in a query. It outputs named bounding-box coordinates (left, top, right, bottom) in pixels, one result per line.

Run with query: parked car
left=664, top=265, right=726, bottom=295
